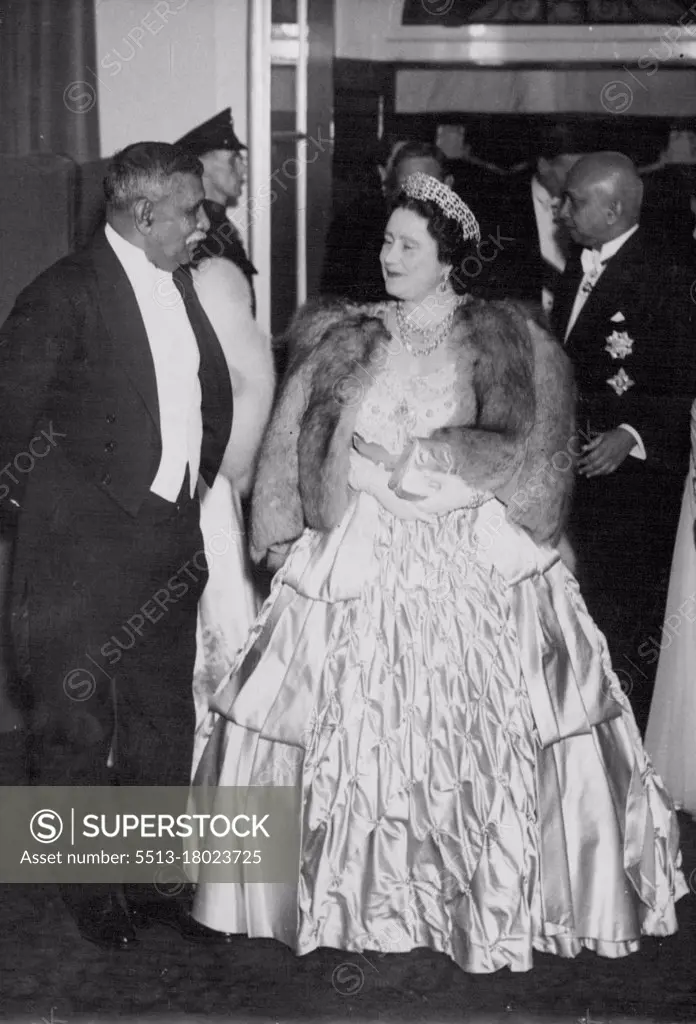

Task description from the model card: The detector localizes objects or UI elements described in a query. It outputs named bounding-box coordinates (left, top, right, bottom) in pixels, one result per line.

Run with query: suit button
left=105, top=414, right=116, bottom=424
left=101, top=473, right=112, bottom=487
left=104, top=441, right=115, bottom=454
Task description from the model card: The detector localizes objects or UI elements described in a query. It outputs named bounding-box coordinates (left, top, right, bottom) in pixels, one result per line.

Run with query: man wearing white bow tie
left=553, top=151, right=696, bottom=732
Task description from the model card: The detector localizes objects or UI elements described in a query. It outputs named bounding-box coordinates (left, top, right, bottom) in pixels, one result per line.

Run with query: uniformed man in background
left=178, top=108, right=257, bottom=314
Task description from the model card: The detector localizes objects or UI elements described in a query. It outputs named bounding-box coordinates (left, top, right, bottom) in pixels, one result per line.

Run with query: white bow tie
left=580, top=247, right=604, bottom=275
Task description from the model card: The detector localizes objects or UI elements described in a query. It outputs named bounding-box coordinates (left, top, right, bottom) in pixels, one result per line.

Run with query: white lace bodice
left=354, top=360, right=460, bottom=456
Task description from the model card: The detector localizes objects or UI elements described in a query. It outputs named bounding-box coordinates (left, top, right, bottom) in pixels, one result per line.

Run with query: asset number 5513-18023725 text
left=135, top=850, right=262, bottom=865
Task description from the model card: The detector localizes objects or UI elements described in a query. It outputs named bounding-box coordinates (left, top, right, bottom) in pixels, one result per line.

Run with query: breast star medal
left=607, top=367, right=635, bottom=396
left=605, top=330, right=635, bottom=360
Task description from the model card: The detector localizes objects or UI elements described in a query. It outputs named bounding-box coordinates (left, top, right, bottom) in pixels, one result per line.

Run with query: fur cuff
left=417, top=300, right=536, bottom=491
left=250, top=301, right=384, bottom=563
left=299, top=313, right=391, bottom=529
left=502, top=314, right=576, bottom=545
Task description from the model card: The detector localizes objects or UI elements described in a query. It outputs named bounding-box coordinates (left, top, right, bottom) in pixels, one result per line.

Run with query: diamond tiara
left=400, top=172, right=480, bottom=244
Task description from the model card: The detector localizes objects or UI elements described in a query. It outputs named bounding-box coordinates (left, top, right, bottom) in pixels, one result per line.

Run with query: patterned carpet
left=1, top=737, right=695, bottom=1024
left=0, top=823, right=694, bottom=1023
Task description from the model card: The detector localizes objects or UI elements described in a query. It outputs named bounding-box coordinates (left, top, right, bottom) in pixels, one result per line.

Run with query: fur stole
left=250, top=297, right=576, bottom=566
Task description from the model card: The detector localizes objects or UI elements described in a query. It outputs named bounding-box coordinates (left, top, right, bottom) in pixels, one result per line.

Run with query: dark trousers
left=17, top=476, right=207, bottom=916
left=23, top=476, right=206, bottom=787
left=569, top=466, right=682, bottom=734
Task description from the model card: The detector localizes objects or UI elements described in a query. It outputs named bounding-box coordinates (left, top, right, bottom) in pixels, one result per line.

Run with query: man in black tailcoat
left=177, top=108, right=257, bottom=314
left=554, top=151, right=696, bottom=732
left=0, top=142, right=233, bottom=948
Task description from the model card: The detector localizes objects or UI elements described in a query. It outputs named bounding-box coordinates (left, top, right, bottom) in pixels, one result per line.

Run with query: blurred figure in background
left=321, top=140, right=452, bottom=302
left=177, top=119, right=274, bottom=765
left=380, top=139, right=453, bottom=198
left=639, top=126, right=696, bottom=268
left=190, top=254, right=275, bottom=779
left=484, top=124, right=586, bottom=311
left=177, top=108, right=257, bottom=314
left=645, top=397, right=696, bottom=819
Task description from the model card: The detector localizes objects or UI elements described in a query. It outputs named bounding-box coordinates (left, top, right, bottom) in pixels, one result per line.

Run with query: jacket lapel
left=88, top=229, right=160, bottom=434
left=553, top=252, right=582, bottom=341
left=563, top=229, right=643, bottom=346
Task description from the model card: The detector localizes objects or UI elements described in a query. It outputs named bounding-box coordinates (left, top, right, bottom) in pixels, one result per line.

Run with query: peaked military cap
left=176, top=108, right=247, bottom=156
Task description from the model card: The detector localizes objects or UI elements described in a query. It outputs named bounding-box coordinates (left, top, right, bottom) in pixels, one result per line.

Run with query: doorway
left=248, top=0, right=334, bottom=341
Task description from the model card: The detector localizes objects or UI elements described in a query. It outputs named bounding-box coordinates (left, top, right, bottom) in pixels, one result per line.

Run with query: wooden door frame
left=248, top=0, right=336, bottom=332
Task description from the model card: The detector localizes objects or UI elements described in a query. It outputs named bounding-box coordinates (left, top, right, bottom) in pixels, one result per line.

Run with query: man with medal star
left=553, top=151, right=696, bottom=733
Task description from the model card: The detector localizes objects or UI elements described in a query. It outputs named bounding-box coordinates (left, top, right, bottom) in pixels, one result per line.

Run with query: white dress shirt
left=564, top=223, right=644, bottom=460
left=105, top=224, right=202, bottom=500
left=531, top=176, right=566, bottom=315
left=531, top=176, right=567, bottom=273
left=564, top=224, right=639, bottom=341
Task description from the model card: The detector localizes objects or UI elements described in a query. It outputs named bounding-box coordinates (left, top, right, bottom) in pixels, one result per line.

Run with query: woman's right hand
left=348, top=451, right=434, bottom=522
left=352, top=433, right=400, bottom=471
left=266, top=542, right=293, bottom=573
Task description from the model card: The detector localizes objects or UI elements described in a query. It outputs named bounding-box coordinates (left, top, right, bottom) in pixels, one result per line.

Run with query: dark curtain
left=0, top=0, right=99, bottom=162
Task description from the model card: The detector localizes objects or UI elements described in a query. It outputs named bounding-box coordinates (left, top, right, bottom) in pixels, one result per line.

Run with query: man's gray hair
left=104, top=141, right=203, bottom=211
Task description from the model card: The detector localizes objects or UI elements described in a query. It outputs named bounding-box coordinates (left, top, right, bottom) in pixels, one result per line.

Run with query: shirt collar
left=597, top=223, right=639, bottom=262
left=104, top=222, right=172, bottom=281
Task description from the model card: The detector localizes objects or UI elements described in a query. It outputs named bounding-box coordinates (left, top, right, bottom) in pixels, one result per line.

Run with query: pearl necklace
left=395, top=299, right=461, bottom=357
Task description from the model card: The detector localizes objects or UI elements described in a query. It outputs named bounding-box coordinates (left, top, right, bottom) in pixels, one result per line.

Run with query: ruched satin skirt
left=192, top=493, right=687, bottom=973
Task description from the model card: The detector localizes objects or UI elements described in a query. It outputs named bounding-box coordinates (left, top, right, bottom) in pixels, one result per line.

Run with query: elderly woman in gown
left=190, top=174, right=685, bottom=974
left=190, top=256, right=274, bottom=774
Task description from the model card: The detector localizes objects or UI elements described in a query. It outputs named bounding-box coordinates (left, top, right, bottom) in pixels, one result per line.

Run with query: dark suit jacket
left=552, top=229, right=696, bottom=685
left=553, top=228, right=695, bottom=476
left=477, top=172, right=579, bottom=308
left=0, top=228, right=232, bottom=543
left=641, top=166, right=696, bottom=270
left=320, top=187, right=388, bottom=303
left=477, top=172, right=543, bottom=304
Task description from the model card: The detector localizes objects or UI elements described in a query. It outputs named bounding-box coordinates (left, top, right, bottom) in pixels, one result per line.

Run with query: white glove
left=387, top=439, right=490, bottom=516
left=407, top=470, right=490, bottom=516
left=349, top=451, right=435, bottom=522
